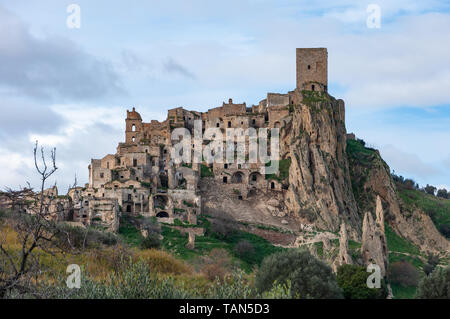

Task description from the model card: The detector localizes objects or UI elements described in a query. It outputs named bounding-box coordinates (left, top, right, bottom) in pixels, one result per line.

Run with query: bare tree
left=0, top=141, right=65, bottom=298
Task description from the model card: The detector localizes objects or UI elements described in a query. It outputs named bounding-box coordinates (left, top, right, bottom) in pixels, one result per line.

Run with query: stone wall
left=296, top=48, right=328, bottom=91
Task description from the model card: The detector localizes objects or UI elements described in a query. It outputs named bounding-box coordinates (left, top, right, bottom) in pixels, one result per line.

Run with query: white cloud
left=0, top=5, right=124, bottom=101
left=379, top=144, right=441, bottom=179
left=1, top=1, right=450, bottom=193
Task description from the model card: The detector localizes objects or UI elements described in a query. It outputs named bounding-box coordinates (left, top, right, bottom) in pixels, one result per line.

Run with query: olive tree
left=255, top=249, right=343, bottom=299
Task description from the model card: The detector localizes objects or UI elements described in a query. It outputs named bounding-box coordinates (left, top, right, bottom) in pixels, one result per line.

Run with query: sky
left=0, top=0, right=449, bottom=193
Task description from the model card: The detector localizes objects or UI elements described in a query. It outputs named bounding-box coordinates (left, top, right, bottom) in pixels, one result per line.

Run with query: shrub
left=136, top=249, right=191, bottom=275
left=141, top=232, right=161, bottom=250
left=40, top=261, right=258, bottom=299
left=200, top=164, right=214, bottom=178
left=337, top=264, right=387, bottom=299
left=87, top=244, right=133, bottom=272
left=389, top=261, right=420, bottom=287
left=44, top=260, right=195, bottom=299
left=55, top=224, right=119, bottom=250
left=207, top=270, right=257, bottom=298
left=0, top=210, right=8, bottom=219
left=255, top=249, right=343, bottom=299
left=140, top=217, right=161, bottom=234
left=210, top=219, right=235, bottom=239
left=423, top=253, right=440, bottom=276
left=234, top=240, right=254, bottom=258
left=436, top=189, right=448, bottom=199
left=439, top=224, right=450, bottom=238
left=416, top=266, right=450, bottom=299
left=200, top=249, right=233, bottom=282
left=424, top=184, right=436, bottom=196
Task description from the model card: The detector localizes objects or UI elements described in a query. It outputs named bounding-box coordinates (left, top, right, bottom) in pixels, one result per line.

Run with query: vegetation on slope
left=346, top=138, right=385, bottom=213
left=161, top=215, right=283, bottom=272
left=265, top=158, right=291, bottom=182
left=396, top=184, right=450, bottom=238
left=346, top=138, right=450, bottom=299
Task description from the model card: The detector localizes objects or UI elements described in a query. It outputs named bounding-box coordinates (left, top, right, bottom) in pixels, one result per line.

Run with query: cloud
left=0, top=5, right=124, bottom=101
left=379, top=144, right=441, bottom=179
left=164, top=57, right=196, bottom=79
left=443, top=156, right=450, bottom=170
left=0, top=99, right=65, bottom=138
left=120, top=49, right=154, bottom=74
left=1, top=0, right=450, bottom=193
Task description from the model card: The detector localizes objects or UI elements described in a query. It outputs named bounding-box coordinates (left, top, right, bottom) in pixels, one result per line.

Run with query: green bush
left=439, top=224, right=450, bottom=238
left=255, top=249, right=343, bottom=299
left=423, top=253, right=440, bottom=276
left=389, top=261, right=420, bottom=287
left=141, top=232, right=161, bottom=250
left=40, top=260, right=258, bottom=299
left=416, top=266, right=450, bottom=299
left=337, top=264, right=387, bottom=299
left=234, top=240, right=254, bottom=258
left=209, top=219, right=236, bottom=240
left=55, top=224, right=119, bottom=249
left=200, top=164, right=214, bottom=178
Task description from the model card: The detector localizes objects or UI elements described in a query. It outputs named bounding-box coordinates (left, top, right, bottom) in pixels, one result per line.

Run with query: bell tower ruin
left=296, top=48, right=328, bottom=92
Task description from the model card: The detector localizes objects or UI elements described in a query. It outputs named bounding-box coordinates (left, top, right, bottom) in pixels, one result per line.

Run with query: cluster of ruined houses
left=1, top=48, right=329, bottom=233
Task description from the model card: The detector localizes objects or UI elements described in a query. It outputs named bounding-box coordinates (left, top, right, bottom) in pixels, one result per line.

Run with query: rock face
left=282, top=93, right=361, bottom=239
left=361, top=196, right=388, bottom=276
left=375, top=196, right=388, bottom=263
left=348, top=142, right=450, bottom=254
left=331, top=222, right=353, bottom=272
left=186, top=231, right=195, bottom=250
left=338, top=222, right=353, bottom=265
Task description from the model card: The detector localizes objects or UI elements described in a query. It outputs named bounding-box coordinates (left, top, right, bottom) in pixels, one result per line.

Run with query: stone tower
left=125, top=107, right=142, bottom=144
left=296, top=48, right=328, bottom=92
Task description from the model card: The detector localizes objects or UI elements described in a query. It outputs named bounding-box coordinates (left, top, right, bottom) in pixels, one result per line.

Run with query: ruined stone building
left=56, top=48, right=331, bottom=232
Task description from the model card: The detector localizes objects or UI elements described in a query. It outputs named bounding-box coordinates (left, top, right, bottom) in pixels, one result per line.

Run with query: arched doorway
left=156, top=211, right=169, bottom=218
left=249, top=172, right=263, bottom=185
left=231, top=171, right=244, bottom=183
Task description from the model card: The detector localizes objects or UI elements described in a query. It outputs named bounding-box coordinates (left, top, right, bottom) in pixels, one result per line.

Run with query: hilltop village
left=2, top=48, right=447, bottom=279
left=35, top=48, right=330, bottom=234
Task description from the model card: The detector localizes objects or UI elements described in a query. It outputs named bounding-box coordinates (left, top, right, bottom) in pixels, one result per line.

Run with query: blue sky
left=0, top=0, right=449, bottom=192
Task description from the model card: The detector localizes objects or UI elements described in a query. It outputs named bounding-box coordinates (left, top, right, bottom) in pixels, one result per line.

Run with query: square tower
left=296, top=48, right=328, bottom=92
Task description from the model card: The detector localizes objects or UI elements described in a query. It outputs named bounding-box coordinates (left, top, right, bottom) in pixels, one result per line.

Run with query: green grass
left=140, top=182, right=152, bottom=189
left=348, top=240, right=362, bottom=260
left=118, top=216, right=144, bottom=247
left=397, top=187, right=450, bottom=236
left=385, top=223, right=420, bottom=256
left=161, top=216, right=283, bottom=272
left=265, top=158, right=291, bottom=181
left=301, top=90, right=329, bottom=104
left=346, top=139, right=378, bottom=168
left=391, top=283, right=416, bottom=299
left=200, top=164, right=214, bottom=178
left=389, top=252, right=424, bottom=269
left=314, top=241, right=324, bottom=257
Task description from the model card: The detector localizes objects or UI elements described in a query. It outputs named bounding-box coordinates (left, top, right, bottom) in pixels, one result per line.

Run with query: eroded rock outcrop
left=348, top=140, right=449, bottom=254
left=338, top=222, right=353, bottom=265
left=361, top=197, right=388, bottom=276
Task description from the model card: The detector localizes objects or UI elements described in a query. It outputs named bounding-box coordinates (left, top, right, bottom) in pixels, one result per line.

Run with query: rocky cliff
left=279, top=89, right=448, bottom=256
left=281, top=91, right=361, bottom=239
left=347, top=137, right=449, bottom=254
